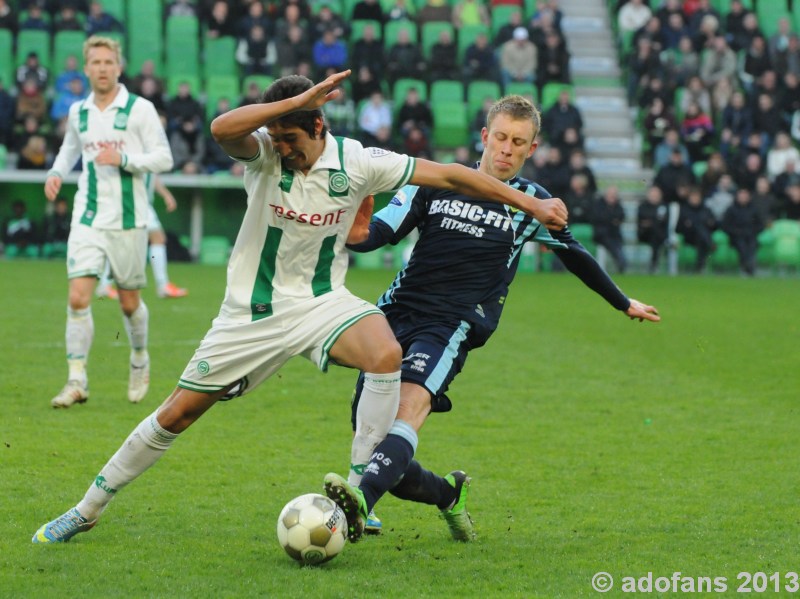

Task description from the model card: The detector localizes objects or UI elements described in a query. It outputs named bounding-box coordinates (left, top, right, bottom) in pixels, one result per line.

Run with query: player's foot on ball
left=323, top=472, right=367, bottom=542
left=128, top=358, right=150, bottom=403
left=32, top=507, right=96, bottom=544
left=365, top=509, right=382, bottom=535
left=440, top=470, right=475, bottom=542
left=158, top=282, right=188, bottom=299
left=51, top=380, right=89, bottom=408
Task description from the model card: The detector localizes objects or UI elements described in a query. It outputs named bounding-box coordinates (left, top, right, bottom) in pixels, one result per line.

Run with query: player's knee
left=365, top=338, right=402, bottom=373
left=68, top=289, right=90, bottom=310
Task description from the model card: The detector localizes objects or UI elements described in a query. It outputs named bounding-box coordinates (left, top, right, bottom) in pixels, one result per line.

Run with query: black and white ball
left=276, top=493, right=347, bottom=565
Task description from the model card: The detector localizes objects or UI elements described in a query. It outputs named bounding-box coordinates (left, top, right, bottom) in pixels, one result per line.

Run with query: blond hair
left=83, top=35, right=122, bottom=64
left=486, top=95, right=541, bottom=140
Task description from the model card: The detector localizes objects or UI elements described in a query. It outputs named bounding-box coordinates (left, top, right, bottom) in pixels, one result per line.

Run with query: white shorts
left=146, top=203, right=162, bottom=234
left=67, top=224, right=148, bottom=289
left=177, top=286, right=384, bottom=396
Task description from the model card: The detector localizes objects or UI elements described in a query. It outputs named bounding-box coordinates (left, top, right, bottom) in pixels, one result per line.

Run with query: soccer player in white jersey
left=32, top=70, right=567, bottom=543
left=44, top=36, right=173, bottom=409
left=96, top=174, right=188, bottom=299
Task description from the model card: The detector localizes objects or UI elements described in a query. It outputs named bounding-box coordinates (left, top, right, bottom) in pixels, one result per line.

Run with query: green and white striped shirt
left=220, top=130, right=416, bottom=322
left=49, top=84, right=173, bottom=230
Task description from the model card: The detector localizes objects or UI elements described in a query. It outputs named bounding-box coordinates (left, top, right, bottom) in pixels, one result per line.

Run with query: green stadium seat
left=676, top=234, right=698, bottom=270
left=205, top=75, right=240, bottom=121
left=241, top=74, right=274, bottom=95
left=127, top=0, right=163, bottom=72
left=166, top=15, right=201, bottom=81
left=0, top=29, right=12, bottom=87
left=384, top=19, right=418, bottom=49
left=539, top=82, right=573, bottom=112
left=490, top=5, right=522, bottom=37
left=102, top=0, right=126, bottom=21
left=771, top=219, right=800, bottom=269
left=756, top=228, right=775, bottom=267
left=393, top=77, right=427, bottom=102
left=504, top=81, right=537, bottom=103
left=341, top=0, right=359, bottom=19
left=568, top=223, right=595, bottom=255
left=53, top=31, right=86, bottom=72
left=467, top=79, right=502, bottom=119
left=167, top=74, right=202, bottom=98
left=312, top=0, right=343, bottom=14
left=457, top=24, right=489, bottom=62
left=430, top=79, right=464, bottom=104
left=204, top=36, right=237, bottom=79
left=710, top=230, right=738, bottom=270
left=756, top=4, right=792, bottom=38
left=421, top=21, right=454, bottom=60
left=350, top=19, right=382, bottom=44
left=432, top=101, right=469, bottom=147
left=200, top=235, right=231, bottom=266
left=380, top=0, right=416, bottom=15
left=0, top=143, right=7, bottom=169
left=16, top=29, right=51, bottom=69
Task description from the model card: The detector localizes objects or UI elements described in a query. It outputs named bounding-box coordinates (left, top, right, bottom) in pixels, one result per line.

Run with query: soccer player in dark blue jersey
left=325, top=95, right=660, bottom=542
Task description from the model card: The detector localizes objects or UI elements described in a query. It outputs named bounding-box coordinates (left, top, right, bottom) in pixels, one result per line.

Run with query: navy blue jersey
left=348, top=173, right=630, bottom=345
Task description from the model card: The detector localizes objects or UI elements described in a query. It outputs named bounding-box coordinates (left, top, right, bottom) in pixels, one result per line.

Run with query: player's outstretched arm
left=346, top=196, right=374, bottom=245
left=409, top=159, right=568, bottom=229
left=210, top=70, right=351, bottom=158
left=625, top=299, right=660, bottom=322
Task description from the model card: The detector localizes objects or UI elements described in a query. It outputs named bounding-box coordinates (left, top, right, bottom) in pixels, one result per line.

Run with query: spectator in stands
left=323, top=85, right=356, bottom=137
left=637, top=185, right=670, bottom=273
left=165, top=0, right=198, bottom=18
left=357, top=89, right=393, bottom=147
left=137, top=77, right=166, bottom=116
left=752, top=174, right=778, bottom=227
left=351, top=65, right=382, bottom=105
left=627, top=37, right=662, bottom=104
left=567, top=148, right=597, bottom=195
left=542, top=89, right=582, bottom=149
left=16, top=51, right=49, bottom=92
left=240, top=0, right=275, bottom=39
left=44, top=196, right=71, bottom=256
left=494, top=9, right=525, bottom=48
left=17, top=132, right=48, bottom=169
left=311, top=4, right=348, bottom=41
left=562, top=171, right=593, bottom=224
left=752, top=92, right=786, bottom=151
left=637, top=75, right=672, bottom=111
left=417, top=0, right=451, bottom=25
left=351, top=22, right=384, bottom=79
left=719, top=90, right=752, bottom=165
left=428, top=28, right=458, bottom=83
left=205, top=97, right=239, bottom=174
left=655, top=0, right=683, bottom=29
left=705, top=173, right=736, bottom=221
left=531, top=0, right=563, bottom=33
left=642, top=97, right=678, bottom=166
left=0, top=78, right=12, bottom=146
left=778, top=180, right=800, bottom=220
left=463, top=32, right=498, bottom=85
left=686, top=0, right=719, bottom=36
left=352, top=0, right=383, bottom=22
left=275, top=23, right=313, bottom=78
left=452, top=0, right=489, bottom=28
left=618, top=0, right=651, bottom=37
left=19, top=2, right=49, bottom=32
left=402, top=124, right=432, bottom=159
left=679, top=74, right=712, bottom=117
left=86, top=0, right=124, bottom=35
left=54, top=55, right=89, bottom=97
left=662, top=34, right=700, bottom=88
left=739, top=35, right=772, bottom=94
left=773, top=159, right=800, bottom=203
left=169, top=115, right=206, bottom=174
left=766, top=131, right=800, bottom=182
left=500, top=27, right=537, bottom=88
left=677, top=187, right=717, bottom=272
left=166, top=81, right=204, bottom=133
left=661, top=12, right=688, bottom=51
left=782, top=35, right=800, bottom=78
left=734, top=151, right=764, bottom=192
left=655, top=147, right=696, bottom=204
left=51, top=77, right=87, bottom=123
left=384, top=0, right=415, bottom=22
left=633, top=16, right=665, bottom=55
left=15, top=78, right=47, bottom=124
left=680, top=101, right=714, bottom=163
left=312, top=28, right=347, bottom=79
left=653, top=128, right=690, bottom=169
left=723, top=0, right=753, bottom=52
left=592, top=185, right=627, bottom=272
left=537, top=29, right=571, bottom=87
left=0, top=0, right=17, bottom=34
left=767, top=17, right=793, bottom=70
left=385, top=27, right=426, bottom=86
left=206, top=1, right=237, bottom=39
left=397, top=86, right=433, bottom=141
left=538, top=145, right=571, bottom=199
left=781, top=72, right=800, bottom=119
left=277, top=0, right=311, bottom=21
left=130, top=59, right=165, bottom=98
left=722, top=187, right=762, bottom=275
left=3, top=200, right=37, bottom=254
left=699, top=151, right=728, bottom=197
left=237, top=23, right=276, bottom=76
left=699, top=35, right=736, bottom=99
left=54, top=6, right=84, bottom=32
left=691, top=13, right=720, bottom=53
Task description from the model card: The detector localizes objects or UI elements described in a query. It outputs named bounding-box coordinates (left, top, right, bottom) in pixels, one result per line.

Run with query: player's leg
left=95, top=260, right=118, bottom=299
left=149, top=227, right=187, bottom=298
left=33, top=386, right=229, bottom=543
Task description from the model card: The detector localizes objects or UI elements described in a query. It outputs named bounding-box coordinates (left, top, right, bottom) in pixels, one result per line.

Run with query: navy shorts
left=350, top=309, right=486, bottom=428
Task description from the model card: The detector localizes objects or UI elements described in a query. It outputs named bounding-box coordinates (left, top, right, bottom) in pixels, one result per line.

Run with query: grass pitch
left=1, top=260, right=798, bottom=598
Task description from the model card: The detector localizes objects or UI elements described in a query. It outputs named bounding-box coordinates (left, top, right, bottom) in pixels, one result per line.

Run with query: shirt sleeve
left=359, top=146, right=417, bottom=193
left=122, top=100, right=174, bottom=174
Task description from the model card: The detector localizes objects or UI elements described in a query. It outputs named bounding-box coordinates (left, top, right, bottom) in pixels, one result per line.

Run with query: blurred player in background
left=44, top=35, right=173, bottom=409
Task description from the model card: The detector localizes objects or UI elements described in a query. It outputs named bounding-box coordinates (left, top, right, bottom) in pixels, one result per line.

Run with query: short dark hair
left=261, top=75, right=328, bottom=139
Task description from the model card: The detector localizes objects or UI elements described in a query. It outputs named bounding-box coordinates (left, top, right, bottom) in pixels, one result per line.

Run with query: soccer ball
left=276, top=493, right=347, bottom=565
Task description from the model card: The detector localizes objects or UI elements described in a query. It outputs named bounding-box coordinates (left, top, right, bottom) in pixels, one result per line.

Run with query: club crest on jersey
left=328, top=171, right=350, bottom=196
left=114, top=111, right=129, bottom=129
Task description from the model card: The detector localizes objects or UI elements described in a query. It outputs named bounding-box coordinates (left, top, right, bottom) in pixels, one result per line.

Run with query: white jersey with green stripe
left=219, top=130, right=416, bottom=322
left=49, top=85, right=173, bottom=230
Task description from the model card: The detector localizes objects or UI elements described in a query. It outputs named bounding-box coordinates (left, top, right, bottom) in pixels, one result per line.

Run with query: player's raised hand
left=625, top=299, right=660, bottom=322
left=298, top=70, right=351, bottom=111
left=347, top=195, right=374, bottom=245
left=44, top=175, right=62, bottom=201
left=532, top=197, right=568, bottom=230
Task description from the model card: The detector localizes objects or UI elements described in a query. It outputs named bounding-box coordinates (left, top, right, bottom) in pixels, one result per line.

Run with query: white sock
left=123, top=301, right=148, bottom=353
left=76, top=410, right=178, bottom=521
left=98, top=261, right=113, bottom=289
left=349, top=371, right=401, bottom=487
left=66, top=307, right=93, bottom=385
left=149, top=243, right=169, bottom=291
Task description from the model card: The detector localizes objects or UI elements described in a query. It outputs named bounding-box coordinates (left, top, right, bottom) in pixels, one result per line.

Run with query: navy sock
left=389, top=459, right=457, bottom=509
left=360, top=433, right=414, bottom=512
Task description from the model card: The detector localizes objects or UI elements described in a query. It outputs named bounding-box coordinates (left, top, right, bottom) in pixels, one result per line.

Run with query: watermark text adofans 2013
left=591, top=571, right=800, bottom=594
